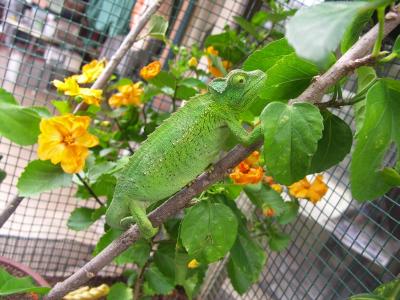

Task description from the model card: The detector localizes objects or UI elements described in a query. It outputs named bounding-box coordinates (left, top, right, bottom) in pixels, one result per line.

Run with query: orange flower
left=108, top=82, right=143, bottom=108
left=263, top=207, right=275, bottom=217
left=38, top=114, right=98, bottom=173
left=229, top=151, right=264, bottom=185
left=187, top=259, right=200, bottom=269
left=140, top=61, right=161, bottom=80
left=289, top=174, right=328, bottom=204
left=74, top=59, right=105, bottom=84
left=205, top=46, right=219, bottom=56
left=205, top=46, right=232, bottom=77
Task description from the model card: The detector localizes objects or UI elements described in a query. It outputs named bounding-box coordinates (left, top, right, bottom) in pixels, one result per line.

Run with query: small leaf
left=179, top=78, right=207, bottom=90
left=252, top=53, right=319, bottom=114
left=0, top=88, right=41, bottom=145
left=153, top=241, right=176, bottom=280
left=144, top=265, right=175, bottom=295
left=67, top=207, right=96, bottom=231
left=244, top=183, right=285, bottom=215
left=243, top=38, right=294, bottom=72
left=393, top=35, right=400, bottom=55
left=261, top=102, right=324, bottom=185
left=107, top=283, right=132, bottom=300
left=148, top=15, right=168, bottom=41
left=0, top=169, right=6, bottom=184
left=93, top=228, right=123, bottom=256
left=51, top=100, right=70, bottom=114
left=17, top=160, right=72, bottom=197
left=181, top=201, right=238, bottom=263
left=373, top=278, right=400, bottom=299
left=286, top=2, right=371, bottom=62
left=0, top=267, right=50, bottom=296
left=176, top=85, right=197, bottom=100
left=351, top=80, right=400, bottom=200
left=268, top=230, right=291, bottom=252
left=309, top=111, right=353, bottom=173
left=149, top=71, right=176, bottom=89
left=234, top=16, right=260, bottom=40
left=115, top=239, right=151, bottom=267
left=276, top=200, right=299, bottom=225
left=381, top=168, right=400, bottom=186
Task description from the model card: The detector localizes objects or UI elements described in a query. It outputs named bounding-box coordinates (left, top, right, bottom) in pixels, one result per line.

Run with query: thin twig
left=76, top=174, right=104, bottom=206
left=0, top=196, right=24, bottom=228
left=44, top=6, right=400, bottom=300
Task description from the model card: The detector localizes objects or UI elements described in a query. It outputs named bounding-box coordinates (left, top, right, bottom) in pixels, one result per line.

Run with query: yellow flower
left=78, top=88, right=103, bottom=106
left=188, top=259, right=200, bottom=269
left=74, top=59, right=106, bottom=84
left=289, top=174, right=328, bottom=204
left=108, top=82, right=143, bottom=108
left=188, top=57, right=198, bottom=68
left=229, top=151, right=264, bottom=185
left=53, top=76, right=80, bottom=95
left=140, top=61, right=161, bottom=80
left=38, top=114, right=98, bottom=174
left=205, top=46, right=219, bottom=56
left=271, top=184, right=283, bottom=194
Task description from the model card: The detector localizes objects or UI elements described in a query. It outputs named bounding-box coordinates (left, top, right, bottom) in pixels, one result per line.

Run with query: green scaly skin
left=105, top=69, right=266, bottom=238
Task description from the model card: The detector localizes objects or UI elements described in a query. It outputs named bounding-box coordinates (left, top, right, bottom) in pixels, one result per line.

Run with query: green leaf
left=0, top=267, right=50, bottom=296
left=354, top=67, right=377, bottom=134
left=67, top=207, right=96, bottom=231
left=373, top=278, right=400, bottom=299
left=107, top=282, right=132, bottom=300
left=179, top=78, right=207, bottom=90
left=149, top=71, right=176, bottom=89
left=87, top=161, right=116, bottom=182
left=243, top=38, right=294, bottom=72
left=153, top=241, right=176, bottom=280
left=51, top=100, right=71, bottom=115
left=381, top=168, right=400, bottom=186
left=349, top=294, right=386, bottom=300
left=234, top=16, right=260, bottom=40
left=309, top=111, right=352, bottom=173
left=93, top=228, right=124, bottom=256
left=252, top=53, right=319, bottom=114
left=351, top=79, right=400, bottom=201
left=268, top=230, right=291, bottom=252
left=227, top=215, right=266, bottom=294
left=393, top=35, right=400, bottom=55
left=0, top=169, right=6, bottom=184
left=144, top=265, right=175, bottom=295
left=176, top=85, right=197, bottom=100
left=261, top=102, right=324, bottom=185
left=17, top=160, right=73, bottom=197
left=244, top=183, right=285, bottom=215
left=277, top=200, right=300, bottom=225
left=181, top=201, right=238, bottom=263
left=285, top=2, right=371, bottom=62
left=148, top=15, right=168, bottom=41
left=341, top=10, right=372, bottom=53
left=0, top=88, right=41, bottom=145
left=114, top=239, right=151, bottom=267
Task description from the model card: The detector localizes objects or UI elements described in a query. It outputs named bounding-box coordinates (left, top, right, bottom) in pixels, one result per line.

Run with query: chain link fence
left=0, top=0, right=398, bottom=299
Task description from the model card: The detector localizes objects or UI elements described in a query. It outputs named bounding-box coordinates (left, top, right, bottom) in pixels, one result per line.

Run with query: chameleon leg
left=124, top=200, right=158, bottom=239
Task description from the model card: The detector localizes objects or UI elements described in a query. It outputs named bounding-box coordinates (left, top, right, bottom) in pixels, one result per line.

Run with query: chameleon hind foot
left=128, top=201, right=158, bottom=239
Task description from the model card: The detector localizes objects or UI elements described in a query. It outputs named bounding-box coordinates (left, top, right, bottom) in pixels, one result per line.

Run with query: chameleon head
left=208, top=69, right=266, bottom=111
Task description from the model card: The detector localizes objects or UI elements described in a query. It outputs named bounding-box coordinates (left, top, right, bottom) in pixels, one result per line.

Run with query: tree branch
left=44, top=6, right=400, bottom=300
left=0, top=196, right=24, bottom=228
left=295, top=7, right=400, bottom=104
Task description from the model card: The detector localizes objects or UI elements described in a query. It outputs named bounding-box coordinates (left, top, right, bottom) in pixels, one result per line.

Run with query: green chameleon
left=105, top=69, right=265, bottom=238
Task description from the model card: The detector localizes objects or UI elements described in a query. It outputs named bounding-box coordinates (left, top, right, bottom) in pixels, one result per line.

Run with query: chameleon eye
left=233, top=75, right=246, bottom=85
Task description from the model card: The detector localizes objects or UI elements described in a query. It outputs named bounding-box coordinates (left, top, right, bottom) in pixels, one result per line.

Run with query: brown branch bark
left=294, top=7, right=400, bottom=104
left=44, top=5, right=400, bottom=300
left=0, top=196, right=24, bottom=228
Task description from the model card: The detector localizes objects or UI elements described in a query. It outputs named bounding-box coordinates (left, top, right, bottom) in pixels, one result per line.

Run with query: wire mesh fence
left=0, top=0, right=398, bottom=299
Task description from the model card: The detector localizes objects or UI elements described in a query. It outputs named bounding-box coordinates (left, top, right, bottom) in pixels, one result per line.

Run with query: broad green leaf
left=227, top=216, right=266, bottom=294
left=176, top=85, right=197, bottom=100
left=373, top=278, right=400, bottom=299
left=252, top=53, right=319, bottom=114
left=309, top=111, right=352, bottom=173
left=91, top=174, right=116, bottom=201
left=381, top=168, right=400, bottom=186
left=341, top=10, right=373, bottom=53
left=115, top=239, right=151, bottom=267
left=285, top=2, right=371, bottom=62
left=0, top=169, right=5, bottom=184
left=87, top=161, right=116, bottom=182
left=181, top=201, right=238, bottom=263
left=149, top=71, right=176, bottom=89
left=261, top=102, right=324, bottom=185
left=144, top=265, right=175, bottom=295
left=244, top=183, right=285, bottom=215
left=93, top=228, right=124, bottom=256
left=251, top=10, right=296, bottom=24
left=153, top=241, right=176, bottom=280
left=393, top=35, right=400, bottom=55
left=67, top=207, right=96, bottom=231
left=17, top=160, right=72, bottom=197
left=0, top=88, right=41, bottom=145
left=349, top=295, right=386, bottom=300
left=0, top=267, right=50, bottom=296
left=107, top=283, right=132, bottom=300
left=204, top=31, right=247, bottom=64
left=179, top=78, right=207, bottom=90
left=234, top=16, right=260, bottom=40
left=30, top=106, right=51, bottom=118
left=148, top=15, right=168, bottom=41
left=277, top=200, right=300, bottom=225
left=243, top=38, right=294, bottom=72
left=51, top=100, right=70, bottom=114
left=268, top=230, right=291, bottom=252
left=351, top=80, right=400, bottom=201
left=354, top=67, right=377, bottom=134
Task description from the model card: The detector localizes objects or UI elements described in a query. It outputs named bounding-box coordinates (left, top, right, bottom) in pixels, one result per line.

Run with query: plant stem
left=115, top=119, right=135, bottom=155
left=76, top=174, right=104, bottom=206
left=0, top=196, right=24, bottom=228
left=372, top=7, right=385, bottom=57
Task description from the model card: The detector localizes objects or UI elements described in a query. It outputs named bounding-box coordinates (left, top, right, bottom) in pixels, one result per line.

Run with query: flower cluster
left=230, top=151, right=264, bottom=185
left=289, top=174, right=328, bottom=204
left=140, top=61, right=162, bottom=80
left=38, top=114, right=98, bottom=173
left=108, top=82, right=143, bottom=108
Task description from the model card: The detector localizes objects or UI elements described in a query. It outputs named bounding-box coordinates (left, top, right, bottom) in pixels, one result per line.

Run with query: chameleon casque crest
left=106, top=69, right=265, bottom=238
